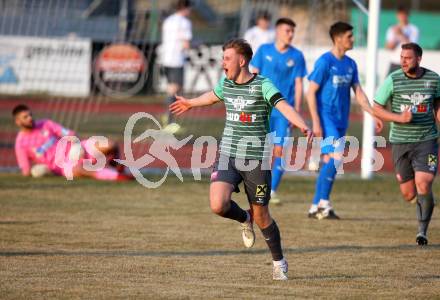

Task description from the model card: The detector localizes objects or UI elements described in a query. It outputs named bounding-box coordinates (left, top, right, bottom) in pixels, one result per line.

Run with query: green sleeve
left=374, top=75, right=393, bottom=106
left=261, top=78, right=284, bottom=107
left=436, top=77, right=440, bottom=98
left=213, top=76, right=225, bottom=101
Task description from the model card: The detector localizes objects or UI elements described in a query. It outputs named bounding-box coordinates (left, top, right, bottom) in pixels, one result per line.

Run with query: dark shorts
left=210, top=155, right=271, bottom=206
left=163, top=67, right=184, bottom=86
left=392, top=139, right=439, bottom=183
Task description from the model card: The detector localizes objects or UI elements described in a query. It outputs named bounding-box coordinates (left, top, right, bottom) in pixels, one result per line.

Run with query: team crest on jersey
left=428, top=154, right=437, bottom=172
left=401, top=93, right=431, bottom=105
left=249, top=85, right=258, bottom=94
left=286, top=59, right=295, bottom=67
left=225, top=96, right=256, bottom=111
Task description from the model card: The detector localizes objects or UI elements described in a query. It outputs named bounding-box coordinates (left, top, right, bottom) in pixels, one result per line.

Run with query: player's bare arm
left=372, top=102, right=412, bottom=123
left=435, top=98, right=440, bottom=123
left=294, top=77, right=303, bottom=112
left=169, top=91, right=220, bottom=116
left=306, top=81, right=322, bottom=137
left=275, top=100, right=313, bottom=143
left=352, top=84, right=383, bottom=132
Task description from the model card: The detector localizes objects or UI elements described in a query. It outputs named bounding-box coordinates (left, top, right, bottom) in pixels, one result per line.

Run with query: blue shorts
left=320, top=116, right=347, bottom=155
left=269, top=114, right=290, bottom=146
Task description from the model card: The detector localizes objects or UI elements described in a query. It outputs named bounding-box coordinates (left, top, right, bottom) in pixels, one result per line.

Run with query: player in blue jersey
left=307, top=22, right=382, bottom=219
left=250, top=17, right=307, bottom=204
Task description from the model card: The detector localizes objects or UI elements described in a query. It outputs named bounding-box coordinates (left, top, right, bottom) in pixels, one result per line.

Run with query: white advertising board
left=0, top=36, right=91, bottom=97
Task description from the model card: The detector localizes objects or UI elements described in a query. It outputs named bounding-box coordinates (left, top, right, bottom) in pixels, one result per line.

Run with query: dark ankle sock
left=221, top=200, right=247, bottom=223
left=416, top=193, right=434, bottom=235
left=261, top=220, right=283, bottom=261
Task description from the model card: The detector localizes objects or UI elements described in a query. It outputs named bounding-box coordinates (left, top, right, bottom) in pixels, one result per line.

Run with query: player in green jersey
left=170, top=38, right=312, bottom=280
left=373, top=43, right=440, bottom=246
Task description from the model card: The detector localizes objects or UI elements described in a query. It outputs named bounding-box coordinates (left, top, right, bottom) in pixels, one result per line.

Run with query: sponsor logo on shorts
left=428, top=154, right=437, bottom=172
left=255, top=184, right=267, bottom=197
left=256, top=198, right=265, bottom=204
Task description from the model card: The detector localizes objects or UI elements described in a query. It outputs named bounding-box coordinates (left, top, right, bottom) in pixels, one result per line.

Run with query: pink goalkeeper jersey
left=15, top=119, right=75, bottom=175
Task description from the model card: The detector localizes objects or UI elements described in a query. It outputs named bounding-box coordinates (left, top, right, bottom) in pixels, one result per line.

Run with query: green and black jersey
left=213, top=74, right=284, bottom=160
left=375, top=68, right=440, bottom=144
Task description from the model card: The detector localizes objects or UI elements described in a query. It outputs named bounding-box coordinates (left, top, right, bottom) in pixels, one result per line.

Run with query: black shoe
left=416, top=233, right=428, bottom=246
left=316, top=208, right=340, bottom=220
left=308, top=211, right=319, bottom=219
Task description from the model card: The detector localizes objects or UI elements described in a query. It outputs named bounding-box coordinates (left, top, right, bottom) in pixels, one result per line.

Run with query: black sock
left=221, top=200, right=247, bottom=223
left=261, top=221, right=283, bottom=261
left=416, top=193, right=434, bottom=235
left=166, top=95, right=176, bottom=123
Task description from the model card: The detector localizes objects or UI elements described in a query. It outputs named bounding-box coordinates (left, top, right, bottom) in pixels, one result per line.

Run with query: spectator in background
left=244, top=11, right=275, bottom=54
left=160, top=0, right=192, bottom=133
left=385, top=5, right=419, bottom=73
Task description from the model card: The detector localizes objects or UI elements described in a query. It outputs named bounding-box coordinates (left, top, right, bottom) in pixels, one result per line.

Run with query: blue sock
left=271, top=157, right=284, bottom=192
left=312, top=175, right=322, bottom=205
left=312, top=158, right=339, bottom=205
left=319, top=158, right=338, bottom=201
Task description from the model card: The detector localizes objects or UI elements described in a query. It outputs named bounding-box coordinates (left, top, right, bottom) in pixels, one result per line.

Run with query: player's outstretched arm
left=353, top=84, right=375, bottom=116
left=373, top=103, right=412, bottom=123
left=169, top=91, right=220, bottom=116
left=353, top=84, right=383, bottom=132
left=275, top=100, right=313, bottom=143
left=306, top=81, right=322, bottom=137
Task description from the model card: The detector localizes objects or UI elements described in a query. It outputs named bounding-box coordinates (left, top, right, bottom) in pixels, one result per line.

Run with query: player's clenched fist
left=398, top=108, right=412, bottom=123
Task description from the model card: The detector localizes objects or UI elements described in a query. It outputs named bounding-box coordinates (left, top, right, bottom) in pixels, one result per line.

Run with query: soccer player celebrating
left=13, top=104, right=129, bottom=181
left=170, top=38, right=312, bottom=280
left=307, top=22, right=382, bottom=219
left=250, top=17, right=307, bottom=204
left=373, top=43, right=439, bottom=245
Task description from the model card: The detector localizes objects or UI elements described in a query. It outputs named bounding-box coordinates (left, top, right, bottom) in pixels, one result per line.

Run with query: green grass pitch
left=0, top=174, right=439, bottom=298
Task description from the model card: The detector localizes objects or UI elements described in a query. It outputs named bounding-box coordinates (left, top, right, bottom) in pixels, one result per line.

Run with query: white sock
left=273, top=258, right=286, bottom=266
left=271, top=190, right=276, bottom=196
left=309, top=204, right=318, bottom=213
left=318, top=199, right=331, bottom=209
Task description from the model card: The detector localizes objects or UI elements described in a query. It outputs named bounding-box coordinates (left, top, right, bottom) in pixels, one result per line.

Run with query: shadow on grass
left=1, top=244, right=439, bottom=257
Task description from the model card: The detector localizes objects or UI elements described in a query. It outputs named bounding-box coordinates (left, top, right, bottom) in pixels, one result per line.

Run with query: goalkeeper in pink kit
left=13, top=104, right=129, bottom=181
